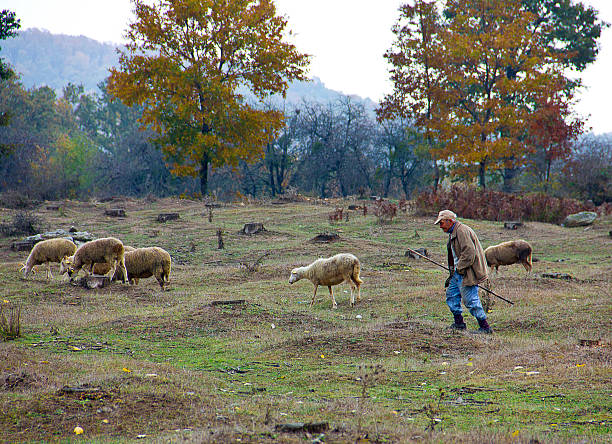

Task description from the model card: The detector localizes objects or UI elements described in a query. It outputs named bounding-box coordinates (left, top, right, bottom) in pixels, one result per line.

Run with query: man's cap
left=434, top=209, right=457, bottom=224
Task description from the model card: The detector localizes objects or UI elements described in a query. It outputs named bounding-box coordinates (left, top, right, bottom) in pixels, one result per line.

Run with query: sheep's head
left=289, top=268, right=302, bottom=284
left=60, top=256, right=75, bottom=277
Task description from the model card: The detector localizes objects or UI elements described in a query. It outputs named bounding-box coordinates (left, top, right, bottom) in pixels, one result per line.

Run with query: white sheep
left=117, top=247, right=172, bottom=289
left=60, top=237, right=128, bottom=282
left=21, top=238, right=77, bottom=279
left=484, top=240, right=533, bottom=274
left=288, top=253, right=363, bottom=309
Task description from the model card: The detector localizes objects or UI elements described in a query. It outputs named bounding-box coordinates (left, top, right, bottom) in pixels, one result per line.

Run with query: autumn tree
left=378, top=0, right=444, bottom=190
left=0, top=9, right=20, bottom=157
left=384, top=0, right=583, bottom=189
left=108, top=0, right=309, bottom=195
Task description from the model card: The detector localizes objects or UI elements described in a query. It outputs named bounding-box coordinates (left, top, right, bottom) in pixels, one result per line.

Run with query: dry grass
left=0, top=197, right=610, bottom=443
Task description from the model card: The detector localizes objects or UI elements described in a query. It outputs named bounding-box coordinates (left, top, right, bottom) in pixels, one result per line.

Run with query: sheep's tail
left=163, top=258, right=171, bottom=282
left=518, top=243, right=533, bottom=272
left=352, top=260, right=363, bottom=285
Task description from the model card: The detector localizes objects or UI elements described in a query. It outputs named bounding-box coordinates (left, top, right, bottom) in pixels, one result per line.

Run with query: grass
left=0, top=196, right=610, bottom=443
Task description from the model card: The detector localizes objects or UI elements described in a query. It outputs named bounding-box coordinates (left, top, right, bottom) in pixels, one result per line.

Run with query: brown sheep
left=484, top=240, right=533, bottom=274
left=60, top=237, right=128, bottom=282
left=117, top=247, right=171, bottom=289
left=92, top=246, right=136, bottom=275
left=289, top=253, right=363, bottom=309
left=21, top=238, right=77, bottom=279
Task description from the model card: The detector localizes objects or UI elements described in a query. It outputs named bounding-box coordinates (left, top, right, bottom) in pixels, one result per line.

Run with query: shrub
left=414, top=185, right=610, bottom=224
left=0, top=191, right=39, bottom=209
left=0, top=303, right=21, bottom=341
left=0, top=211, right=46, bottom=237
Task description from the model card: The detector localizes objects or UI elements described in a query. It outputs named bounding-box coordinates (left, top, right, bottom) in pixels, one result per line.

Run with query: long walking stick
left=406, top=247, right=514, bottom=305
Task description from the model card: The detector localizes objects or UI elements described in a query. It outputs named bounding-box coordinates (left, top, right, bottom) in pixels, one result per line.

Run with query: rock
left=563, top=211, right=597, bottom=227
left=540, top=272, right=573, bottom=280
left=275, top=422, right=329, bottom=433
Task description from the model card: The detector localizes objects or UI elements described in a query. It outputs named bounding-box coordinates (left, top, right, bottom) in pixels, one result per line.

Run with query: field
left=0, top=197, right=610, bottom=443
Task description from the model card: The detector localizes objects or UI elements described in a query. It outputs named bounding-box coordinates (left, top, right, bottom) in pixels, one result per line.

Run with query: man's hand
left=445, top=272, right=453, bottom=288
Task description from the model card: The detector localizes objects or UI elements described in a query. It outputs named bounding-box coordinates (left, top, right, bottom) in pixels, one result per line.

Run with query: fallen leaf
left=512, top=430, right=519, bottom=437
left=122, top=368, right=132, bottom=373
left=576, top=364, right=585, bottom=367
left=320, top=354, right=325, bottom=359
left=74, top=426, right=84, bottom=435
left=2, top=300, right=9, bottom=304
left=466, top=362, right=473, bottom=367
left=70, top=346, right=82, bottom=351
left=102, top=419, right=109, bottom=424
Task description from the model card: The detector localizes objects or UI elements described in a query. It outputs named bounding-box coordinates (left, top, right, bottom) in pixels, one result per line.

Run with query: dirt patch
left=102, top=303, right=336, bottom=339
left=272, top=320, right=492, bottom=358
left=1, top=370, right=47, bottom=391
left=0, top=380, right=208, bottom=442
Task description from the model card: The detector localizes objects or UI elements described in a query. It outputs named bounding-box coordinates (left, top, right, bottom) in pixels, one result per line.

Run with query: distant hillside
left=1, top=28, right=376, bottom=110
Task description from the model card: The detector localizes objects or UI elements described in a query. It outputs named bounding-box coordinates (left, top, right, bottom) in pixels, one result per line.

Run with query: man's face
left=438, top=218, right=454, bottom=233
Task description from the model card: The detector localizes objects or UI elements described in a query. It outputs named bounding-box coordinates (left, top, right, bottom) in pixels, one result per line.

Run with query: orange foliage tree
left=108, top=0, right=309, bottom=195
left=382, top=0, right=580, bottom=189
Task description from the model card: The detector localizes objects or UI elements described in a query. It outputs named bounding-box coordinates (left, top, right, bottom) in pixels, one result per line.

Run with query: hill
left=1, top=28, right=377, bottom=110
left=0, top=197, right=610, bottom=442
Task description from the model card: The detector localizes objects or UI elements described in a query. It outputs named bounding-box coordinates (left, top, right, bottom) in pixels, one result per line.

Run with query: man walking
left=434, top=210, right=492, bottom=334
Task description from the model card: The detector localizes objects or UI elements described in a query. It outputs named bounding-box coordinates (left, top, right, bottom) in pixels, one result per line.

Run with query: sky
left=2, top=0, right=612, bottom=134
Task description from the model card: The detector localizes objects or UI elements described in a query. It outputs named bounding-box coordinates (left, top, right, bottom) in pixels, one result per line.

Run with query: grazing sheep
left=288, top=253, right=363, bottom=309
left=117, top=247, right=172, bottom=289
left=92, top=246, right=136, bottom=275
left=60, top=237, right=128, bottom=282
left=21, top=238, right=77, bottom=279
left=484, top=240, right=533, bottom=274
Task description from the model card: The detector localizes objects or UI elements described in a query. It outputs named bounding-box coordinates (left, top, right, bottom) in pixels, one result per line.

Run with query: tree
left=0, top=9, right=20, bottom=157
left=378, top=0, right=444, bottom=190
left=108, top=0, right=309, bottom=195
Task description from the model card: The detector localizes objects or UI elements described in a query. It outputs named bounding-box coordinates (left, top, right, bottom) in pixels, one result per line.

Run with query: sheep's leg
left=346, top=276, right=356, bottom=307
left=328, top=286, right=337, bottom=309
left=522, top=262, right=532, bottom=273
left=310, top=284, right=319, bottom=307
left=46, top=262, right=53, bottom=280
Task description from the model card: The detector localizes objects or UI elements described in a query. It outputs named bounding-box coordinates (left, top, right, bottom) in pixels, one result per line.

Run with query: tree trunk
left=479, top=160, right=487, bottom=189
left=502, top=166, right=520, bottom=193
left=200, top=154, right=209, bottom=195
left=432, top=159, right=440, bottom=193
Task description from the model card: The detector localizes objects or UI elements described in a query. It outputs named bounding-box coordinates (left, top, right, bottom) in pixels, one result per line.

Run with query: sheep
left=117, top=247, right=172, bottom=289
left=288, top=253, right=363, bottom=309
left=484, top=240, right=533, bottom=274
left=91, top=246, right=136, bottom=276
left=60, top=237, right=128, bottom=282
left=21, top=238, right=77, bottom=279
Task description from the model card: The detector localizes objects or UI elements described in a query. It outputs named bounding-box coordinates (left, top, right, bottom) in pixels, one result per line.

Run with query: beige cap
left=434, top=209, right=457, bottom=224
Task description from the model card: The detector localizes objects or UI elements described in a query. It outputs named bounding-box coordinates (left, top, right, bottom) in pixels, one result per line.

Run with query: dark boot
left=473, top=318, right=492, bottom=334
left=449, top=314, right=466, bottom=330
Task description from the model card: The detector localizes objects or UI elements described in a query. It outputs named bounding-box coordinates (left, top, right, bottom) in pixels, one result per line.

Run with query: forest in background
left=0, top=14, right=610, bottom=212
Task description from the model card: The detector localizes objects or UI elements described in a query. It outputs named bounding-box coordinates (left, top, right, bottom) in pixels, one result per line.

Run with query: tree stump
left=504, top=221, right=523, bottom=230
left=405, top=248, right=428, bottom=259
left=310, top=232, right=340, bottom=243
left=157, top=213, right=179, bottom=222
left=241, top=223, right=266, bottom=235
left=104, top=208, right=126, bottom=218
left=79, top=275, right=111, bottom=289
left=11, top=240, right=35, bottom=252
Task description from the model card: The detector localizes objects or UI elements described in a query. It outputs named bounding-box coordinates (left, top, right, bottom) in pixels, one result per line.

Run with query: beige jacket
left=447, top=221, right=488, bottom=286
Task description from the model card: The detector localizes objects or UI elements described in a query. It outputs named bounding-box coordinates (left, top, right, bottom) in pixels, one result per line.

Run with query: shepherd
left=434, top=210, right=492, bottom=334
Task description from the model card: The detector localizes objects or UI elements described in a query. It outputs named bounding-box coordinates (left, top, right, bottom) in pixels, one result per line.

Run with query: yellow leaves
left=511, top=430, right=519, bottom=437
left=122, top=367, right=132, bottom=373
left=74, top=426, right=84, bottom=435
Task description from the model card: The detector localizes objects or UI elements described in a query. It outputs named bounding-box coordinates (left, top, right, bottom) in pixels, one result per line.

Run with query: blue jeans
left=445, top=272, right=487, bottom=321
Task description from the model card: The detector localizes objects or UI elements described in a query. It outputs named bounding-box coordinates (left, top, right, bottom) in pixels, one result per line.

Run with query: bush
left=414, top=185, right=611, bottom=224
left=0, top=211, right=46, bottom=237
left=0, top=191, right=39, bottom=209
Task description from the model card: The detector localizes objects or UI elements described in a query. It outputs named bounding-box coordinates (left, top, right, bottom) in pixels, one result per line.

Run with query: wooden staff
left=406, top=247, right=514, bottom=305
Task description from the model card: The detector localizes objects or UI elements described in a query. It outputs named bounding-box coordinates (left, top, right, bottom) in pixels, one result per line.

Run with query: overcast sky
left=3, top=0, right=612, bottom=134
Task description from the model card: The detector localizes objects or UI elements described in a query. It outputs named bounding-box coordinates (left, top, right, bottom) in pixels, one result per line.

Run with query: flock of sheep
left=21, top=237, right=171, bottom=289
left=19, top=230, right=532, bottom=307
